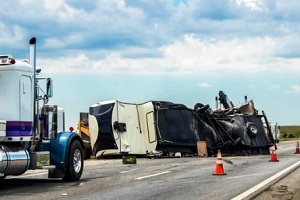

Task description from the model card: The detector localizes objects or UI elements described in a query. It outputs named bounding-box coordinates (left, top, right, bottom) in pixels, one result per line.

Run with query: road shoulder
left=254, top=164, right=300, bottom=200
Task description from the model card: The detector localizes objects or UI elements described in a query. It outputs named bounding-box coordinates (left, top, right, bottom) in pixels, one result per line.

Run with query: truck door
left=19, top=75, right=33, bottom=135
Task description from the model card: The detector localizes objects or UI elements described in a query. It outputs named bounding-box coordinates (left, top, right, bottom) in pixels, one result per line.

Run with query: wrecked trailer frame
left=194, top=104, right=274, bottom=155
left=193, top=91, right=275, bottom=155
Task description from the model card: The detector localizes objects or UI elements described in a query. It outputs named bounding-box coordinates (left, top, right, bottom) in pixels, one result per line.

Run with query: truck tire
left=247, top=122, right=258, bottom=137
left=63, top=140, right=84, bottom=181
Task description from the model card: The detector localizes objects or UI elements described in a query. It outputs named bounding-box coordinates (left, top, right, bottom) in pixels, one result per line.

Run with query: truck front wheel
left=63, top=140, right=84, bottom=181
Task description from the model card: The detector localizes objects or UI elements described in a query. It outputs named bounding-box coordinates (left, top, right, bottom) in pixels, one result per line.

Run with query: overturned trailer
left=88, top=92, right=275, bottom=157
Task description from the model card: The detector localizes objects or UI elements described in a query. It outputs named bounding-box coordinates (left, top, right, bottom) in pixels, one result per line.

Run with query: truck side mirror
left=46, top=78, right=53, bottom=98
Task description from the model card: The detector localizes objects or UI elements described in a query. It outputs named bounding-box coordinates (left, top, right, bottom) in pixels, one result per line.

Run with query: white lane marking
left=135, top=171, right=171, bottom=180
left=120, top=169, right=138, bottom=174
left=7, top=172, right=48, bottom=179
left=232, top=160, right=300, bottom=200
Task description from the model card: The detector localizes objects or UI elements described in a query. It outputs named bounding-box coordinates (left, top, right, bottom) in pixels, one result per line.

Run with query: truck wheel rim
left=250, top=125, right=258, bottom=133
left=73, top=149, right=82, bottom=173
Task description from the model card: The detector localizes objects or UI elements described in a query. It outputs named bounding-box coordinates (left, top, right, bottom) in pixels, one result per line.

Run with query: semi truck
left=0, top=37, right=84, bottom=181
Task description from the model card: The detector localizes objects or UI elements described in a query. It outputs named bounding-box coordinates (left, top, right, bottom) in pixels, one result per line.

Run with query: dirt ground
left=254, top=166, right=300, bottom=200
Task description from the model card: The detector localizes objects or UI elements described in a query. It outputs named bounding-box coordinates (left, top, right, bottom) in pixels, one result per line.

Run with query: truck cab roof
left=0, top=54, right=32, bottom=72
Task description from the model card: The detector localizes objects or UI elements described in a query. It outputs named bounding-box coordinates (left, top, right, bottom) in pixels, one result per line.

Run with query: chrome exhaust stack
left=29, top=37, right=37, bottom=149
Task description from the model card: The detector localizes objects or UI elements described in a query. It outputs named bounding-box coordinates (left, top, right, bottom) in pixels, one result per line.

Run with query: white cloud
left=39, top=54, right=89, bottom=74
left=44, top=0, right=64, bottom=10
left=197, top=83, right=213, bottom=88
left=44, top=38, right=66, bottom=49
left=37, top=34, right=300, bottom=75
left=286, top=85, right=300, bottom=94
left=0, top=23, right=25, bottom=49
left=236, top=0, right=262, bottom=11
left=1, top=0, right=300, bottom=77
left=269, top=84, right=280, bottom=91
left=248, top=84, right=254, bottom=89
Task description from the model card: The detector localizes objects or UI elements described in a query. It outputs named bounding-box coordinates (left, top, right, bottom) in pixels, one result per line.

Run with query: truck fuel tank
left=0, top=144, right=30, bottom=176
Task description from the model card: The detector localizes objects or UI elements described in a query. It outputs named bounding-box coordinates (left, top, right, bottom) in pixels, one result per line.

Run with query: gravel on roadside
left=253, top=166, right=300, bottom=200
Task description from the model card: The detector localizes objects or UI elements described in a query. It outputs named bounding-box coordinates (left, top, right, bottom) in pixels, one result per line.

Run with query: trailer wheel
left=247, top=122, right=258, bottom=137
left=63, top=140, right=84, bottom=181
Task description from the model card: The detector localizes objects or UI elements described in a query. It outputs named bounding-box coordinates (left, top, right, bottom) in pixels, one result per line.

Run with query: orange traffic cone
left=295, top=141, right=300, bottom=154
left=269, top=147, right=279, bottom=162
left=213, top=150, right=226, bottom=175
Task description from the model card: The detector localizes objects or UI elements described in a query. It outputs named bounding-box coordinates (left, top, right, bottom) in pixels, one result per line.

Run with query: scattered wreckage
left=82, top=91, right=275, bottom=158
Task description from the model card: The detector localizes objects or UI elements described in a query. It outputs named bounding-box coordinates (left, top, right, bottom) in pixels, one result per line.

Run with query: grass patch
left=279, top=125, right=300, bottom=141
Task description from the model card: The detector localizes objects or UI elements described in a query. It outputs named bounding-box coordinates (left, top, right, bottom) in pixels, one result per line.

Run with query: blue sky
left=1, top=0, right=300, bottom=128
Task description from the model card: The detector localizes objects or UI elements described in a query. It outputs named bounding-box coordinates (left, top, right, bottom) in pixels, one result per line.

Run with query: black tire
left=0, top=175, right=6, bottom=181
left=247, top=122, right=258, bottom=137
left=194, top=103, right=204, bottom=110
left=63, top=140, right=84, bottom=181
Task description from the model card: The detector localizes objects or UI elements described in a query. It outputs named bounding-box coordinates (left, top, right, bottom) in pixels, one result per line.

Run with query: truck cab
left=0, top=38, right=84, bottom=181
